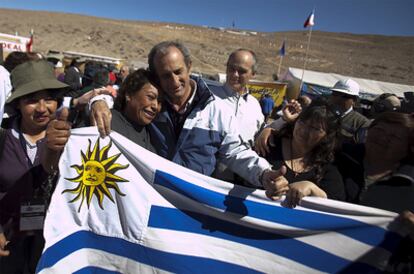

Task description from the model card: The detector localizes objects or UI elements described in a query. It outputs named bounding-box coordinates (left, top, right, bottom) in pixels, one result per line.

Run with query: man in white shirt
left=209, top=49, right=264, bottom=147
left=208, top=49, right=265, bottom=185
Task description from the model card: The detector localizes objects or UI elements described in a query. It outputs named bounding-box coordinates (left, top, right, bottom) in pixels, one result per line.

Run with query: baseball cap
left=54, top=61, right=63, bottom=68
left=371, top=93, right=401, bottom=114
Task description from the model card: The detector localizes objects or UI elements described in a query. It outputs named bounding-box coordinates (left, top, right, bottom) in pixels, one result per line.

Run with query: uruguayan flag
left=37, top=127, right=405, bottom=273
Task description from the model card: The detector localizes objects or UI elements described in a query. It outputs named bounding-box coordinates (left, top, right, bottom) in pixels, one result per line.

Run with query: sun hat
left=74, top=57, right=87, bottom=65
left=331, top=79, right=360, bottom=97
left=7, top=60, right=68, bottom=104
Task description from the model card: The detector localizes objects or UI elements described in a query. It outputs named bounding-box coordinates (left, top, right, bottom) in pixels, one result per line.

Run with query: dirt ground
left=1, top=8, right=413, bottom=85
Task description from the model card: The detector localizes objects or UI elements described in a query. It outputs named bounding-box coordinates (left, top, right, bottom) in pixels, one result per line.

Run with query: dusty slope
left=1, top=8, right=413, bottom=85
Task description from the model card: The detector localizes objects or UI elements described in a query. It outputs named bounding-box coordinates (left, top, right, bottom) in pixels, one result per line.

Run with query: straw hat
left=7, top=60, right=68, bottom=104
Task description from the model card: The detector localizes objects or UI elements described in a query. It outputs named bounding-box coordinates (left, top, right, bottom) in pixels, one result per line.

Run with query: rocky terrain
left=1, top=8, right=413, bottom=85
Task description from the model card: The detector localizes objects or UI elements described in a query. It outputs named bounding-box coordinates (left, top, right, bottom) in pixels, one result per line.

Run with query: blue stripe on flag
left=73, top=267, right=121, bottom=274
left=154, top=170, right=400, bottom=250
left=36, top=230, right=261, bottom=274
left=148, top=205, right=378, bottom=273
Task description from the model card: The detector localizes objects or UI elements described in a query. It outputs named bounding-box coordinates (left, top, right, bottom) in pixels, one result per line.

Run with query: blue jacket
left=260, top=96, right=274, bottom=115
left=151, top=77, right=270, bottom=186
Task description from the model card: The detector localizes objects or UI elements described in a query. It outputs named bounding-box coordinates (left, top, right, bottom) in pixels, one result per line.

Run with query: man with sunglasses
left=329, top=79, right=370, bottom=144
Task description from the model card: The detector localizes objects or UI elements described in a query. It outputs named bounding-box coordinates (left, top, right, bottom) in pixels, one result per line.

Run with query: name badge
left=19, top=202, right=45, bottom=231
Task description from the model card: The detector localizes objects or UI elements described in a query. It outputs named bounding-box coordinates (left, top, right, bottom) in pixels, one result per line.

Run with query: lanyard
left=18, top=131, right=35, bottom=169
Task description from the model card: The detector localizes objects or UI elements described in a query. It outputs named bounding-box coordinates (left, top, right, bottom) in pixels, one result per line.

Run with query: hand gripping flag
left=304, top=11, right=315, bottom=28
left=36, top=127, right=408, bottom=273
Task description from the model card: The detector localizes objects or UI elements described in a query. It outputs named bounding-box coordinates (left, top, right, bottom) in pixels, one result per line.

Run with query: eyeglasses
left=331, top=91, right=355, bottom=99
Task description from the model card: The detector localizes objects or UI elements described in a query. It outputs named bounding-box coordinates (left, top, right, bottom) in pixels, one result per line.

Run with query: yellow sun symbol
left=63, top=138, right=129, bottom=212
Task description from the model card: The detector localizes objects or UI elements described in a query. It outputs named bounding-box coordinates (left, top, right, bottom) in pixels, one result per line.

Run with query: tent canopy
left=283, top=67, right=413, bottom=99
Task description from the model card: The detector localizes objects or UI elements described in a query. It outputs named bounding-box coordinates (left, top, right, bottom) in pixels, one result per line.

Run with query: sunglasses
left=331, top=91, right=356, bottom=99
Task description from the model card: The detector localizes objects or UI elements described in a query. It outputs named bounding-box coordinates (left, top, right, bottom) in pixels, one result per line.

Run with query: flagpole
left=299, top=25, right=313, bottom=92
left=26, top=29, right=34, bottom=53
left=277, top=38, right=286, bottom=79
left=277, top=55, right=283, bottom=77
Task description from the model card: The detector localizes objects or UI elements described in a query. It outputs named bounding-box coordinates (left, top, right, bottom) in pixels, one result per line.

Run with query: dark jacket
left=0, top=119, right=49, bottom=234
left=64, top=66, right=82, bottom=91
left=339, top=110, right=371, bottom=143
left=336, top=143, right=414, bottom=212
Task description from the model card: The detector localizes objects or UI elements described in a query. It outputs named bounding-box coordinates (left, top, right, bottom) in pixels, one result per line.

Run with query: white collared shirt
left=176, top=80, right=197, bottom=115
left=210, top=83, right=264, bottom=145
left=74, top=66, right=82, bottom=85
left=342, top=106, right=353, bottom=117
left=164, top=79, right=198, bottom=115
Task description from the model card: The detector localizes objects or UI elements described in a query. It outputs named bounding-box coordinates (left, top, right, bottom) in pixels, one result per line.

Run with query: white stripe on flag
left=145, top=228, right=322, bottom=274
left=38, top=248, right=160, bottom=274
left=148, top=193, right=392, bottom=267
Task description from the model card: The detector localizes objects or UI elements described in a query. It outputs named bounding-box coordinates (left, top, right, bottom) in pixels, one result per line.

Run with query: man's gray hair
left=148, top=41, right=192, bottom=74
left=227, top=48, right=258, bottom=74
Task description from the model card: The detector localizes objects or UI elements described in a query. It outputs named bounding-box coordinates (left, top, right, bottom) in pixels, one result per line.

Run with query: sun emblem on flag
left=63, top=139, right=129, bottom=212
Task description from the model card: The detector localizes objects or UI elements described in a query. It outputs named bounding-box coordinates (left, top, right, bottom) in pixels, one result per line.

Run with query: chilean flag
left=26, top=29, right=34, bottom=52
left=303, top=10, right=315, bottom=28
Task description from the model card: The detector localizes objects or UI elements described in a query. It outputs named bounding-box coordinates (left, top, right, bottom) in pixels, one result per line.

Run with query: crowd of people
left=0, top=41, right=413, bottom=273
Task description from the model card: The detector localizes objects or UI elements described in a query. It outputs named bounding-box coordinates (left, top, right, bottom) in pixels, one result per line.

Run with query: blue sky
left=0, top=0, right=413, bottom=36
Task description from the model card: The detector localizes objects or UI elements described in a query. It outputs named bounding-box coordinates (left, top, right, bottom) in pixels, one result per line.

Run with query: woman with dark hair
left=110, top=68, right=160, bottom=152
left=43, top=69, right=161, bottom=173
left=264, top=97, right=345, bottom=208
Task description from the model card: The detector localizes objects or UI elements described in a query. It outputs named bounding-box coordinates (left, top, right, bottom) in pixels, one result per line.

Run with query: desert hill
left=1, top=8, right=413, bottom=85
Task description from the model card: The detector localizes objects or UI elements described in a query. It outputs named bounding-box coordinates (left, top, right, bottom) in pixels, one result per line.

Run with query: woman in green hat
left=0, top=59, right=68, bottom=273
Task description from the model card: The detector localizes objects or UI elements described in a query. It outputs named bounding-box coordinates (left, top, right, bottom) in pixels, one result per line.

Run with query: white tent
left=283, top=67, right=414, bottom=99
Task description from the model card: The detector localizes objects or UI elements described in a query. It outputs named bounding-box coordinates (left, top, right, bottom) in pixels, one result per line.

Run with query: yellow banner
left=247, top=81, right=287, bottom=107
